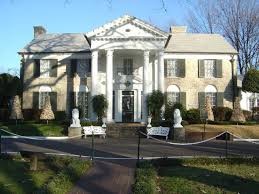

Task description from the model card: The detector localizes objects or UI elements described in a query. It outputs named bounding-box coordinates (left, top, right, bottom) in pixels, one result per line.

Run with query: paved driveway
left=2, top=137, right=259, bottom=158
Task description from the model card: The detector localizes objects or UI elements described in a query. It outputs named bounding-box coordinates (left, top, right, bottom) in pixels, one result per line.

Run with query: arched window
left=205, top=85, right=217, bottom=107
left=75, top=85, right=89, bottom=120
left=39, top=85, right=51, bottom=109
left=167, top=85, right=180, bottom=105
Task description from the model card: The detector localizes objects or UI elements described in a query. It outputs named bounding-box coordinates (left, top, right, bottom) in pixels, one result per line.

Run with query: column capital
left=91, top=50, right=99, bottom=57
left=106, top=49, right=114, bottom=56
left=157, top=50, right=164, bottom=56
left=143, top=50, right=150, bottom=57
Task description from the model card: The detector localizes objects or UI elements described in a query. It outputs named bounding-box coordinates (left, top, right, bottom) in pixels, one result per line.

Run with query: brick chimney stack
left=33, top=26, right=46, bottom=38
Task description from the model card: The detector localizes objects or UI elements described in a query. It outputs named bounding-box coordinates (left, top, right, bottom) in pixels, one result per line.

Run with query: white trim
left=205, top=85, right=217, bottom=93
left=167, top=84, right=180, bottom=93
left=39, top=85, right=52, bottom=92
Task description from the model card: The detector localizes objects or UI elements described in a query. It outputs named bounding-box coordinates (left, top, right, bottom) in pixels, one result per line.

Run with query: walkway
left=68, top=159, right=136, bottom=194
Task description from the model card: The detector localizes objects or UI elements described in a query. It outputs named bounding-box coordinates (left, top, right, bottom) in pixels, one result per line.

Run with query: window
left=167, top=85, right=180, bottom=104
left=75, top=85, right=89, bottom=119
left=166, top=59, right=180, bottom=77
left=248, top=96, right=259, bottom=111
left=204, top=60, right=216, bottom=78
left=205, top=85, right=217, bottom=107
left=77, top=59, right=91, bottom=77
left=123, top=58, right=133, bottom=75
left=77, top=92, right=88, bottom=119
left=39, top=86, right=52, bottom=109
left=40, top=60, right=50, bottom=77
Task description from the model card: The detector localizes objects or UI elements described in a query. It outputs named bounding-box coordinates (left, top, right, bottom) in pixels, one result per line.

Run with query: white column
left=158, top=51, right=164, bottom=93
left=106, top=49, right=114, bottom=122
left=91, top=50, right=98, bottom=96
left=91, top=50, right=98, bottom=120
left=142, top=50, right=150, bottom=123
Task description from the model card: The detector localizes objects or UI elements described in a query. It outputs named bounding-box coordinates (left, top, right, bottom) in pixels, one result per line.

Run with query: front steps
left=106, top=123, right=146, bottom=138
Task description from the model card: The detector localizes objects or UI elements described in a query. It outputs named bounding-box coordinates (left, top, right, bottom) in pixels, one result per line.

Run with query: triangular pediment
left=86, top=15, right=168, bottom=39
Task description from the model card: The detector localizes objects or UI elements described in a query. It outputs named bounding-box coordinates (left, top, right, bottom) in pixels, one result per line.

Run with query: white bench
left=147, top=126, right=170, bottom=140
left=83, top=126, right=106, bottom=138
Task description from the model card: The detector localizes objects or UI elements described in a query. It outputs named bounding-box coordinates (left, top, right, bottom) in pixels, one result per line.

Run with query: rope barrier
left=141, top=131, right=226, bottom=146
left=227, top=131, right=259, bottom=145
left=0, top=128, right=83, bottom=140
left=141, top=131, right=259, bottom=146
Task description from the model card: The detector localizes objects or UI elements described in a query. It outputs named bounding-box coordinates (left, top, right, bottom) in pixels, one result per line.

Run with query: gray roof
left=165, top=33, right=238, bottom=54
left=20, top=33, right=90, bottom=53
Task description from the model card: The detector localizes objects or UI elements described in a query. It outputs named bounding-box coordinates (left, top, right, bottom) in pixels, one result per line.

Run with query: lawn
left=0, top=154, right=91, bottom=194
left=133, top=158, right=259, bottom=194
left=185, top=124, right=259, bottom=139
left=0, top=122, right=66, bottom=136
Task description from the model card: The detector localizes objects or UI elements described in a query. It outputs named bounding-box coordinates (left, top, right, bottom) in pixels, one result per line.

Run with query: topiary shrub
left=185, top=108, right=201, bottom=124
left=213, top=107, right=233, bottom=121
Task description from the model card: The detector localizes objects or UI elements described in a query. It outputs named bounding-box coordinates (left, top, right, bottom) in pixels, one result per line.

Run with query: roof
left=20, top=33, right=90, bottom=53
left=86, top=14, right=168, bottom=38
left=165, top=33, right=238, bottom=54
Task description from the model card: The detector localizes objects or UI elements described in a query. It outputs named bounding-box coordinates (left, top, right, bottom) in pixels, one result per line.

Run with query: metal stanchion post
left=91, top=131, right=94, bottom=162
left=137, top=130, right=140, bottom=167
left=225, top=132, right=228, bottom=158
left=0, top=130, right=2, bottom=156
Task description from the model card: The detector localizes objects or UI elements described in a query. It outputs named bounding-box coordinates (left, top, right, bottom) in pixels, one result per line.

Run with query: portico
left=86, top=15, right=168, bottom=123
left=90, top=49, right=165, bottom=123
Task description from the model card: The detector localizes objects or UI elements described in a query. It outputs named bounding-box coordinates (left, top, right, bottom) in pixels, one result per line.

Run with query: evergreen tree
left=40, top=95, right=55, bottom=124
left=9, top=95, right=23, bottom=125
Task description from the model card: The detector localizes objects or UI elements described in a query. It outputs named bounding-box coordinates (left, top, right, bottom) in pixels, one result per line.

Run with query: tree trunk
left=30, top=155, right=38, bottom=171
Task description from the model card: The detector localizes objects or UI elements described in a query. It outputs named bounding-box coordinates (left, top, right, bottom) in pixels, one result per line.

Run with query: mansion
left=19, top=15, right=238, bottom=123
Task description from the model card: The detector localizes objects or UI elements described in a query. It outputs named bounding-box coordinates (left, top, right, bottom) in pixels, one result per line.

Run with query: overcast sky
left=0, top=0, right=192, bottom=74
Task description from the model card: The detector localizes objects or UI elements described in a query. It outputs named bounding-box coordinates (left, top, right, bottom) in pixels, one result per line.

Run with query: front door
left=122, top=91, right=134, bottom=122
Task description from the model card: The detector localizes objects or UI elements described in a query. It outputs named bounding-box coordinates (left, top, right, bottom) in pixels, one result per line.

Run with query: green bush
left=213, top=107, right=233, bottom=121
left=151, top=120, right=172, bottom=127
left=164, top=102, right=186, bottom=122
left=147, top=90, right=164, bottom=120
left=185, top=109, right=201, bottom=124
left=133, top=161, right=157, bottom=194
left=243, top=110, right=253, bottom=121
left=81, top=121, right=101, bottom=126
left=55, top=111, right=67, bottom=121
left=92, top=94, right=108, bottom=122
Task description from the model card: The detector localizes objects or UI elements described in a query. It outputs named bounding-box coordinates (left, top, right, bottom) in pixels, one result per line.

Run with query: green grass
left=0, top=154, right=91, bottom=194
left=0, top=122, right=66, bottom=136
left=134, top=158, right=259, bottom=194
left=133, top=161, right=157, bottom=194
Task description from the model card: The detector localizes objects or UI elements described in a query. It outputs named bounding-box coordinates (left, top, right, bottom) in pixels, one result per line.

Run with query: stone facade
left=20, top=15, right=238, bottom=123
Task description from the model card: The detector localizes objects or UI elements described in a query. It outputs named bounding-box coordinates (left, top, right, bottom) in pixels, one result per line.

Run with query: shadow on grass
left=0, top=154, right=39, bottom=194
left=0, top=121, right=66, bottom=136
left=155, top=158, right=259, bottom=194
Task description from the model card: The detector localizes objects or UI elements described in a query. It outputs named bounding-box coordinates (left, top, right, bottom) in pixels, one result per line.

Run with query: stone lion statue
left=173, top=109, right=183, bottom=128
left=70, top=108, right=81, bottom=127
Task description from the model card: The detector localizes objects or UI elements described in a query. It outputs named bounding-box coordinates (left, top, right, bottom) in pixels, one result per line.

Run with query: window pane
left=205, top=92, right=216, bottom=107
left=167, top=59, right=179, bottom=77
left=77, top=92, right=88, bottom=119
left=167, top=92, right=180, bottom=104
left=204, top=60, right=216, bottom=78
left=40, top=60, right=50, bottom=77
left=39, top=92, right=49, bottom=109
left=123, top=58, right=133, bottom=75
left=77, top=59, right=89, bottom=77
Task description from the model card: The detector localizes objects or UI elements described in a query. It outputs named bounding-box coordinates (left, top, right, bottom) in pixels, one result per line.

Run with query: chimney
left=170, top=26, right=187, bottom=34
left=33, top=26, right=46, bottom=38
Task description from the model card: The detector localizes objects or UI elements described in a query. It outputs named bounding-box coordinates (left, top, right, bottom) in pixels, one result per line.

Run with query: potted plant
left=92, top=94, right=108, bottom=124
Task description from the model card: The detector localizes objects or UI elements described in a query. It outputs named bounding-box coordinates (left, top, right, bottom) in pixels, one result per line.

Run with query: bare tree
left=186, top=0, right=259, bottom=75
